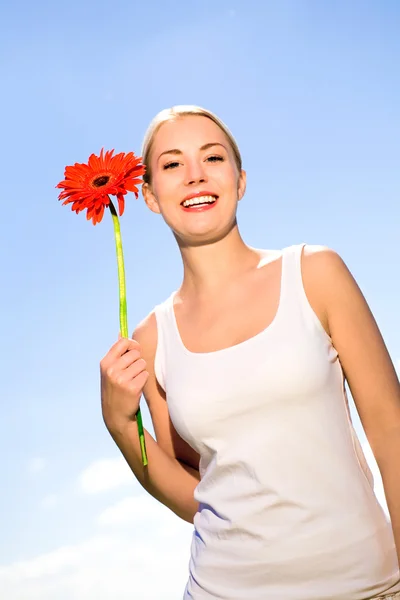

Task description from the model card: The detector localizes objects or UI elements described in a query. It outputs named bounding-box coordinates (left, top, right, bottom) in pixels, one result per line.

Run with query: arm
left=303, top=245, right=400, bottom=565
left=109, top=312, right=200, bottom=524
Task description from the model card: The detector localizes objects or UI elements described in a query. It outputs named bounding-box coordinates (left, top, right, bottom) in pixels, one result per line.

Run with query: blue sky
left=0, top=1, right=399, bottom=597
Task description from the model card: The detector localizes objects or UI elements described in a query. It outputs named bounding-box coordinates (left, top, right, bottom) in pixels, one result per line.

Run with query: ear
left=237, top=169, right=247, bottom=201
left=142, top=183, right=161, bottom=214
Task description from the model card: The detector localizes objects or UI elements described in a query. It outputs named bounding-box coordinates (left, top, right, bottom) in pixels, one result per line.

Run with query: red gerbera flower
left=56, top=148, right=145, bottom=225
left=56, top=147, right=148, bottom=466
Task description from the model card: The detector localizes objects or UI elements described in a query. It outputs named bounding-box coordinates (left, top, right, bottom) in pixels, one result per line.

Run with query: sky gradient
left=0, top=1, right=399, bottom=597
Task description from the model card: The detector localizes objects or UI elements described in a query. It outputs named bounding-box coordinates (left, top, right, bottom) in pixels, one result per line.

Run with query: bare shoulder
left=301, top=243, right=377, bottom=337
left=302, top=244, right=400, bottom=450
left=132, top=310, right=158, bottom=357
left=302, top=244, right=356, bottom=295
left=300, top=244, right=353, bottom=337
left=302, top=244, right=345, bottom=267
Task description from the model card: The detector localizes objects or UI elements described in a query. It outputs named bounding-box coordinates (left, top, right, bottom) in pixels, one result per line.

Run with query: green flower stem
left=109, top=199, right=148, bottom=466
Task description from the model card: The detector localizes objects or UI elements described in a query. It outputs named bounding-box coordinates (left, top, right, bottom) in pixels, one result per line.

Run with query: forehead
left=153, top=115, right=227, bottom=150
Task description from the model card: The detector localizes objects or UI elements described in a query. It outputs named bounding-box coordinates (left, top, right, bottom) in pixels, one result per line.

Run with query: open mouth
left=180, top=195, right=218, bottom=210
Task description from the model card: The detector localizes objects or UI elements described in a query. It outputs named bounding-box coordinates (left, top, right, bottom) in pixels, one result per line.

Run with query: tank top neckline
left=166, top=245, right=295, bottom=357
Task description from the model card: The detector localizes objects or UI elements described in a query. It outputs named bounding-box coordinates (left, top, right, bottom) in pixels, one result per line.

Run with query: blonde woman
left=100, top=106, right=400, bottom=599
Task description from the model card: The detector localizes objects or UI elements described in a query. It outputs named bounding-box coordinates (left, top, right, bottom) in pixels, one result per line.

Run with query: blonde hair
left=141, top=105, right=242, bottom=185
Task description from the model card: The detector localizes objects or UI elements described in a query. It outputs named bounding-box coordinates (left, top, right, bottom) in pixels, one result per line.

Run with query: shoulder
left=301, top=243, right=371, bottom=335
left=299, top=244, right=356, bottom=337
left=302, top=243, right=343, bottom=264
left=301, top=243, right=353, bottom=289
left=132, top=310, right=158, bottom=364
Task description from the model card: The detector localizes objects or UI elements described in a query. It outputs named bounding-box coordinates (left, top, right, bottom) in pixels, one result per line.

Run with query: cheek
left=214, top=162, right=238, bottom=187
left=151, top=173, right=174, bottom=200
left=150, top=178, right=179, bottom=221
left=228, top=170, right=242, bottom=196
left=227, top=162, right=241, bottom=187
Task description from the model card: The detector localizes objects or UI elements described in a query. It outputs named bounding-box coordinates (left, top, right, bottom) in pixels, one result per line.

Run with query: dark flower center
left=92, top=175, right=110, bottom=187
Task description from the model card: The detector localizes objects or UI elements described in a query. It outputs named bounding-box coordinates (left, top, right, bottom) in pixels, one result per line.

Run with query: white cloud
left=97, top=494, right=166, bottom=526
left=96, top=493, right=188, bottom=539
left=78, top=456, right=135, bottom=494
left=28, top=457, right=46, bottom=475
left=0, top=492, right=192, bottom=600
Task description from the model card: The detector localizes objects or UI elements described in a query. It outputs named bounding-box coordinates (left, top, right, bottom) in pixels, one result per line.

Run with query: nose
left=184, top=159, right=207, bottom=185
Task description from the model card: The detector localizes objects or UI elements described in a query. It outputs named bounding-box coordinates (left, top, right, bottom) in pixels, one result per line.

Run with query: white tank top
left=153, top=243, right=400, bottom=600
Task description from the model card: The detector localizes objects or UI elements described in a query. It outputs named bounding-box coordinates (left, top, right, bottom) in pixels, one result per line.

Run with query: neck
left=177, top=225, right=261, bottom=300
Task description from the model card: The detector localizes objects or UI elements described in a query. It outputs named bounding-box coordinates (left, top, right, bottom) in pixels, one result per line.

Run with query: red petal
left=124, top=180, right=141, bottom=193
left=117, top=193, right=125, bottom=216
left=88, top=153, right=102, bottom=172
left=95, top=203, right=105, bottom=223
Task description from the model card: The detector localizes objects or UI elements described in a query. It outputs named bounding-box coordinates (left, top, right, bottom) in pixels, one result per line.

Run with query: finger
left=129, top=369, right=149, bottom=394
left=108, top=338, right=141, bottom=361
left=101, top=339, right=140, bottom=371
left=114, top=359, right=147, bottom=386
left=115, top=348, right=142, bottom=371
left=127, top=358, right=147, bottom=380
left=102, top=347, right=143, bottom=380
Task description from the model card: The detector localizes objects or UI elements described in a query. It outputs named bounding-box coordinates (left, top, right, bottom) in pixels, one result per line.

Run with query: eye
left=206, top=155, right=224, bottom=163
left=163, top=161, right=180, bottom=170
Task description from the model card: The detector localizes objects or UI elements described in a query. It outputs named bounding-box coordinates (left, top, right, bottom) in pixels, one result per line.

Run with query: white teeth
left=182, top=195, right=217, bottom=207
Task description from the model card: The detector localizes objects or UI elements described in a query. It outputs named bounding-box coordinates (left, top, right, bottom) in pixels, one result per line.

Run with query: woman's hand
left=100, top=338, right=149, bottom=435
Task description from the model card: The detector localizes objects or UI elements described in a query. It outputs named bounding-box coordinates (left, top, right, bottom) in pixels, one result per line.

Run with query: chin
left=174, top=221, right=238, bottom=248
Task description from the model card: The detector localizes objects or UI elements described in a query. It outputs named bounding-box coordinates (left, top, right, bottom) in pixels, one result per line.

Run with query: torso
left=155, top=243, right=400, bottom=599
left=172, top=246, right=330, bottom=354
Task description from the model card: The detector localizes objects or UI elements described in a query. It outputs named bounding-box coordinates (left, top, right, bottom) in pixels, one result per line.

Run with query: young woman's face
left=143, top=115, right=246, bottom=246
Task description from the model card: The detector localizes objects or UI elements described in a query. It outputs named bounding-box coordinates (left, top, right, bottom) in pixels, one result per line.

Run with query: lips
left=180, top=191, right=219, bottom=212
left=182, top=191, right=218, bottom=202
left=181, top=199, right=218, bottom=213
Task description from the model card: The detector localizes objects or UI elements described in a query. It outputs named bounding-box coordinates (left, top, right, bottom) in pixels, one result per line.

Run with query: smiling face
left=142, top=115, right=246, bottom=247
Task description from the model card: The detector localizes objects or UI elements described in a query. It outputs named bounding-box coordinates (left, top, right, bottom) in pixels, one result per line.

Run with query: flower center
left=92, top=175, right=110, bottom=187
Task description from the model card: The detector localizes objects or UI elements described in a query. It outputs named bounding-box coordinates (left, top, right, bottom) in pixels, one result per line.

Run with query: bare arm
left=102, top=312, right=200, bottom=524
left=303, top=245, right=400, bottom=565
left=111, top=424, right=199, bottom=523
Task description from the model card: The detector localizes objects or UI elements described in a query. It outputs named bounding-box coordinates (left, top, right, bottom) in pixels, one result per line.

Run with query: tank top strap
left=279, top=242, right=307, bottom=315
left=279, top=242, right=336, bottom=346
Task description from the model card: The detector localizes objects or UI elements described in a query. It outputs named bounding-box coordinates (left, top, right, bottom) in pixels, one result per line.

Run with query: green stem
left=109, top=199, right=148, bottom=466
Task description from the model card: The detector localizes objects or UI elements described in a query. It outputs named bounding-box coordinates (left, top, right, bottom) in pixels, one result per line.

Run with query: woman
left=100, top=106, right=400, bottom=599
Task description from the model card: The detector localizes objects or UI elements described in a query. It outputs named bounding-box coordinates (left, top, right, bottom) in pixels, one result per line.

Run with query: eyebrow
left=157, top=142, right=227, bottom=162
